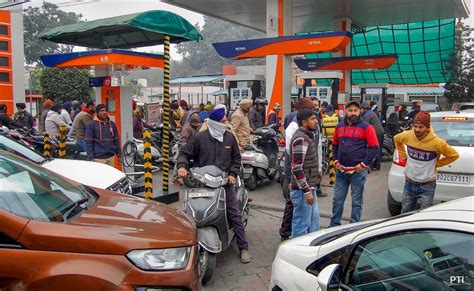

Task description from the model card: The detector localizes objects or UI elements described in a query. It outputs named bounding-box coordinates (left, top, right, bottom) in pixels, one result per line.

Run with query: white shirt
left=60, top=109, right=72, bottom=126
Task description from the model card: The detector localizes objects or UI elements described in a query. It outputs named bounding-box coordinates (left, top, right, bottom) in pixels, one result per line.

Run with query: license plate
left=188, top=192, right=214, bottom=198
left=437, top=173, right=470, bottom=184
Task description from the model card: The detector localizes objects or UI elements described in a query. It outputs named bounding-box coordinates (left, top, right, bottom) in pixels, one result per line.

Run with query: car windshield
left=0, top=151, right=91, bottom=222
left=421, top=104, right=440, bottom=111
left=432, top=118, right=474, bottom=147
left=0, top=135, right=45, bottom=164
left=386, top=103, right=439, bottom=117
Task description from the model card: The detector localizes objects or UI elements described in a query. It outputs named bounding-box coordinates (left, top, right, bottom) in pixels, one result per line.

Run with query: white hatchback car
left=0, top=134, right=132, bottom=194
left=270, top=196, right=474, bottom=291
left=387, top=111, right=474, bottom=215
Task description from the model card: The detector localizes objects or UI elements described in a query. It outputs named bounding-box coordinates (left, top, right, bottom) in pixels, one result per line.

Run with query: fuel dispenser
left=226, top=74, right=264, bottom=111
left=299, top=71, right=346, bottom=109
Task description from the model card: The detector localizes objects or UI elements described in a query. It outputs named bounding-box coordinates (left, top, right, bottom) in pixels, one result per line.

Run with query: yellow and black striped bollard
left=58, top=125, right=67, bottom=158
left=328, top=140, right=335, bottom=186
left=143, top=129, right=153, bottom=199
left=161, top=35, right=171, bottom=193
left=43, top=133, right=51, bottom=158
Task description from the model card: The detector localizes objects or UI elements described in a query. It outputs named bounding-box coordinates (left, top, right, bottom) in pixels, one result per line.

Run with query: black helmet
left=254, top=98, right=268, bottom=106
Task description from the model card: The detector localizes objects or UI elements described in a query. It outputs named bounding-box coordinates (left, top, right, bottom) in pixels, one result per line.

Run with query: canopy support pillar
left=265, top=0, right=292, bottom=120
left=333, top=18, right=352, bottom=96
left=162, top=35, right=171, bottom=193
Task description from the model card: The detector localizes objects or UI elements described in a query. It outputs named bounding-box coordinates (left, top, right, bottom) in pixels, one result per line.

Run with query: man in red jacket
left=330, top=101, right=379, bottom=226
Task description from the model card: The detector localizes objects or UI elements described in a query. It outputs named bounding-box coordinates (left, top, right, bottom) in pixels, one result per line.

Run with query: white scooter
left=241, top=126, right=280, bottom=190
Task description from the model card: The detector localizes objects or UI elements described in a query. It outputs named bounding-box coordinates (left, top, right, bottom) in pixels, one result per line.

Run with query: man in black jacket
left=0, top=104, right=23, bottom=129
left=14, top=103, right=34, bottom=129
left=177, top=106, right=252, bottom=264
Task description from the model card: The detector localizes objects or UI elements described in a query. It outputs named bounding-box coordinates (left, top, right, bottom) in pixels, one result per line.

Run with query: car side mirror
left=317, top=264, right=342, bottom=291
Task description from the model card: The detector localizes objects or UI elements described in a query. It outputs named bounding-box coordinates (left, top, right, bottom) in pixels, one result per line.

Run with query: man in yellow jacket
left=394, top=111, right=459, bottom=213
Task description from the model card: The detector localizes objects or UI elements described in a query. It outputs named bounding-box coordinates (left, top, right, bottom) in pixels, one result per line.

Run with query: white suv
left=0, top=135, right=132, bottom=194
left=387, top=111, right=474, bottom=215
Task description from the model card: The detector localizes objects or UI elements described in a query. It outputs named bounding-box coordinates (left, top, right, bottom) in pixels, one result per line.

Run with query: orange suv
left=0, top=151, right=199, bottom=290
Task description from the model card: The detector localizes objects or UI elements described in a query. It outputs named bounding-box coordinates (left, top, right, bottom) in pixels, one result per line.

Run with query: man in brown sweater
left=73, top=100, right=96, bottom=150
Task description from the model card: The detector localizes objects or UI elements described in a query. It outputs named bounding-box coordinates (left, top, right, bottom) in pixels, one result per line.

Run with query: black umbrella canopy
left=38, top=10, right=202, bottom=48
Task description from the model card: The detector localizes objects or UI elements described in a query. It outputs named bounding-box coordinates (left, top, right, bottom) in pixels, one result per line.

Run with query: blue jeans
left=290, top=188, right=320, bottom=238
left=330, top=169, right=368, bottom=226
left=401, top=180, right=436, bottom=213
left=76, top=140, right=86, bottom=152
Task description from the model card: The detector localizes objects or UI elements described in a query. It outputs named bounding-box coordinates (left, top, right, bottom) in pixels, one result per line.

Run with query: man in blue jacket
left=85, top=104, right=121, bottom=166
left=330, top=101, right=379, bottom=226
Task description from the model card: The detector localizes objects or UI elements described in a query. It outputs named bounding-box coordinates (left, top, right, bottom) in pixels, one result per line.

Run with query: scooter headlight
left=204, top=173, right=225, bottom=188
left=192, top=172, right=205, bottom=184
left=126, top=247, right=191, bottom=270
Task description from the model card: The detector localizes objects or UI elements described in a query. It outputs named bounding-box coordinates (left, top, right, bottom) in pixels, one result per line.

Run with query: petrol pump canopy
left=40, top=49, right=165, bottom=70
left=38, top=10, right=202, bottom=49
left=305, top=19, right=456, bottom=85
left=163, top=0, right=469, bottom=33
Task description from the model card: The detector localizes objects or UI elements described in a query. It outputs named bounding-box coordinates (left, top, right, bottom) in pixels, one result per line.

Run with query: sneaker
left=240, top=250, right=252, bottom=264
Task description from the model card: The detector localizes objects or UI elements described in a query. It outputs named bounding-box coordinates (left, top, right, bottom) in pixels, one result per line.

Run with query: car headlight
left=126, top=247, right=191, bottom=271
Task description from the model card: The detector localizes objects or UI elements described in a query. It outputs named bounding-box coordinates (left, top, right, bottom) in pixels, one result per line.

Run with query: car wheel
left=387, top=191, right=402, bottom=216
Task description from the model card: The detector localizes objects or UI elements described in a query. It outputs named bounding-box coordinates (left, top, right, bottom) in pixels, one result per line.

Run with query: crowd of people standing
left=1, top=94, right=459, bottom=263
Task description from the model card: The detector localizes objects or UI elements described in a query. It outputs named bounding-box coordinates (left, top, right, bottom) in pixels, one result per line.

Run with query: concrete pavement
left=142, top=161, right=393, bottom=290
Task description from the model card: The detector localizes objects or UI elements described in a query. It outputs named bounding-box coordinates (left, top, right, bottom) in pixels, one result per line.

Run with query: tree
left=171, top=16, right=264, bottom=77
left=23, top=2, right=82, bottom=65
left=443, top=20, right=474, bottom=104
left=126, top=78, right=145, bottom=99
left=39, top=67, right=93, bottom=104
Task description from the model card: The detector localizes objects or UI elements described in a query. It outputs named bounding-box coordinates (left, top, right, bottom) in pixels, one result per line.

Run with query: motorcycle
left=184, top=165, right=249, bottom=285
left=241, top=126, right=280, bottom=191
left=382, top=113, right=412, bottom=161
left=134, top=125, right=180, bottom=167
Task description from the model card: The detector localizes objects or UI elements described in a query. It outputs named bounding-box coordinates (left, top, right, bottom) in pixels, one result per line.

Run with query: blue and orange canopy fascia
left=213, top=31, right=352, bottom=59
left=294, top=54, right=398, bottom=71
left=40, top=49, right=165, bottom=69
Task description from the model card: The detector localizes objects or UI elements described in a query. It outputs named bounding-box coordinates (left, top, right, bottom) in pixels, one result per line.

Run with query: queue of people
left=1, top=94, right=457, bottom=265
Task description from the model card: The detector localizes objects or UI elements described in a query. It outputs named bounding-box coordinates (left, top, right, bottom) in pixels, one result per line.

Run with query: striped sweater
left=291, top=128, right=319, bottom=193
